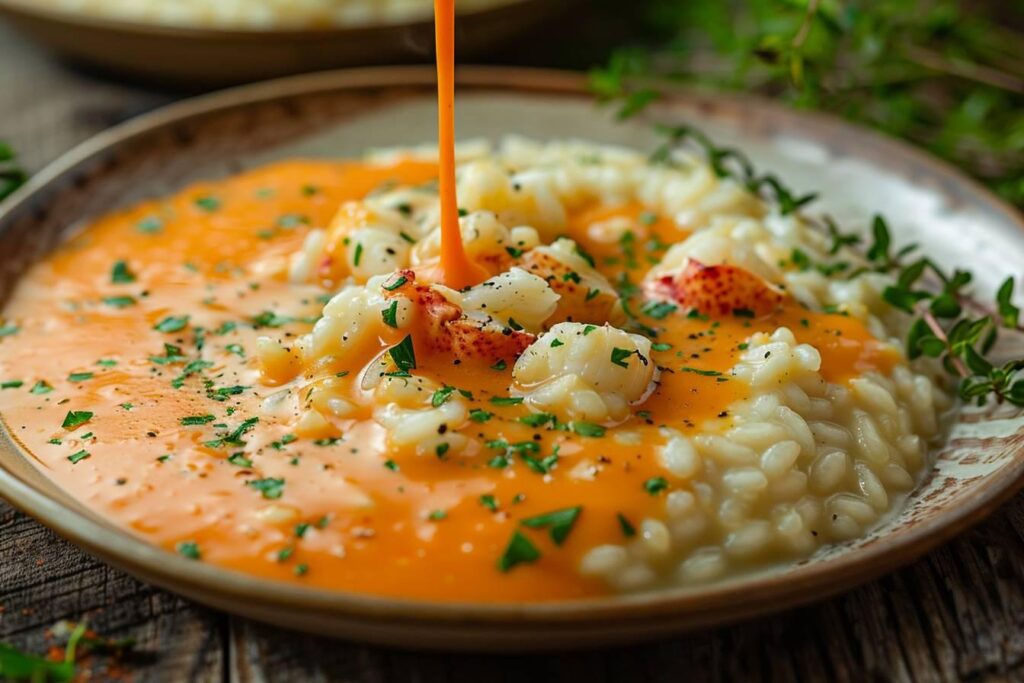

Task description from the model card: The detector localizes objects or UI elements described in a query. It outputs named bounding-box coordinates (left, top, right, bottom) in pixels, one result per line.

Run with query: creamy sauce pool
left=0, top=159, right=896, bottom=601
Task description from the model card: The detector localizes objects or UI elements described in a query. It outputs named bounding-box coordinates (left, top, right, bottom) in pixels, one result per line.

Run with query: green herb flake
left=61, top=410, right=93, bottom=430
left=67, top=449, right=91, bottom=464
left=227, top=452, right=253, bottom=468
left=67, top=372, right=93, bottom=382
left=383, top=275, right=408, bottom=291
left=617, top=513, right=637, bottom=537
left=194, top=196, right=221, bottom=212
left=177, top=541, right=202, bottom=560
left=30, top=380, right=53, bottom=395
left=110, top=260, right=136, bottom=284
left=389, top=335, right=417, bottom=372
left=644, top=476, right=669, bottom=495
left=572, top=421, right=606, bottom=438
left=469, top=409, right=494, bottom=423
left=103, top=295, right=136, bottom=308
left=248, top=477, right=285, bottom=500
left=154, top=315, right=190, bottom=333
left=521, top=506, right=582, bottom=545
left=180, top=414, right=215, bottom=426
left=496, top=529, right=541, bottom=572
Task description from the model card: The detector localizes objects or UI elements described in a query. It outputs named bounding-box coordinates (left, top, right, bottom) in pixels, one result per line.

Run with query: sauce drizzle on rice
left=434, top=0, right=488, bottom=290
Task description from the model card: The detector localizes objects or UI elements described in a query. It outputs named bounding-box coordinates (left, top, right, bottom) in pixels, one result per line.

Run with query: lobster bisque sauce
left=0, top=159, right=897, bottom=602
left=433, top=0, right=487, bottom=290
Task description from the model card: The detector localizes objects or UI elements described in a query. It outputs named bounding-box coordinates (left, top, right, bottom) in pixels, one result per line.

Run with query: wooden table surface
left=3, top=23, right=1024, bottom=683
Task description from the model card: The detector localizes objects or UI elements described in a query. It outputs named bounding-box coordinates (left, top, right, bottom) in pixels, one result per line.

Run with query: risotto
left=0, top=137, right=950, bottom=601
left=13, top=0, right=515, bottom=29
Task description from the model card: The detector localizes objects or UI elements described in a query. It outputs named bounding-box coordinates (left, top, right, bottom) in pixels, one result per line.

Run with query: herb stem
left=921, top=309, right=968, bottom=378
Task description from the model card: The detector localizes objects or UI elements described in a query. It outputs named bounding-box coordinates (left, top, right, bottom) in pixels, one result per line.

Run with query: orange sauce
left=433, top=0, right=487, bottom=290
left=0, top=160, right=898, bottom=601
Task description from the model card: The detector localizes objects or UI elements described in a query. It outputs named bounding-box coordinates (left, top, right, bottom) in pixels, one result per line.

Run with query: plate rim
left=0, top=0, right=534, bottom=39
left=2, top=64, right=1023, bottom=632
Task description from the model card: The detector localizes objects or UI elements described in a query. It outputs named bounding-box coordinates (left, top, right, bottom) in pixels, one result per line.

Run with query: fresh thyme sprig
left=589, top=0, right=1024, bottom=206
left=627, top=111, right=1024, bottom=408
left=0, top=141, right=27, bottom=202
left=651, top=124, right=818, bottom=215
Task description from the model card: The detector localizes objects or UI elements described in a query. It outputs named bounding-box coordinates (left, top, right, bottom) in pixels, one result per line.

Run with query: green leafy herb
left=521, top=506, right=582, bottom=545
left=497, top=529, right=541, bottom=572
left=248, top=477, right=285, bottom=500
left=103, top=295, right=136, bottom=308
left=389, top=335, right=416, bottom=372
left=110, top=260, right=136, bottom=284
left=572, top=421, right=606, bottom=438
left=67, top=450, right=90, bottom=464
left=154, top=315, right=190, bottom=333
left=177, top=541, right=201, bottom=560
left=61, top=410, right=93, bottom=429
left=469, top=408, right=494, bottom=423
left=617, top=512, right=637, bottom=538
left=644, top=476, right=669, bottom=495
left=194, top=196, right=220, bottom=212
left=180, top=414, right=215, bottom=426
left=29, top=380, right=53, bottom=395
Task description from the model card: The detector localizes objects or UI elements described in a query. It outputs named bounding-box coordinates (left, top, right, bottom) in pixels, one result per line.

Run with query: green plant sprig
left=632, top=114, right=1024, bottom=408
left=0, top=141, right=27, bottom=202
left=590, top=0, right=1024, bottom=207
left=651, top=124, right=818, bottom=215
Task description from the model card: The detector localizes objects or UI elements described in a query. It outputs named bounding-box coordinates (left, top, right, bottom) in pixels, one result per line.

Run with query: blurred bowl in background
left=0, top=0, right=573, bottom=89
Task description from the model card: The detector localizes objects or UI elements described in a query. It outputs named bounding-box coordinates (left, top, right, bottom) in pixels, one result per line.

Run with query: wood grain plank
left=0, top=500, right=226, bottom=682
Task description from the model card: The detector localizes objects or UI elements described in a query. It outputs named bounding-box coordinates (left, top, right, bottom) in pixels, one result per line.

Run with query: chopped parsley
left=29, top=380, right=53, bottom=395
left=610, top=347, right=634, bottom=368
left=497, top=530, right=541, bottom=572
left=382, top=300, right=399, bottom=328
left=67, top=372, right=93, bottom=382
left=0, top=380, right=22, bottom=389
left=176, top=541, right=201, bottom=560
left=431, top=385, right=455, bottom=407
left=61, top=410, right=93, bottom=430
left=154, top=315, right=190, bottom=333
left=248, top=477, right=285, bottom=500
left=644, top=477, right=669, bottom=495
left=103, top=295, right=136, bottom=308
left=388, top=335, right=416, bottom=373
left=518, top=412, right=554, bottom=428
left=521, top=506, right=582, bottom=545
left=641, top=300, right=677, bottom=319
left=180, top=414, right=215, bottom=426
left=617, top=513, right=637, bottom=537
left=194, top=196, right=221, bottom=212
left=490, top=396, right=523, bottom=406
left=227, top=452, right=253, bottom=468
left=110, top=260, right=136, bottom=284
left=572, top=421, right=605, bottom=438
left=383, top=275, right=408, bottom=291
left=469, top=409, right=494, bottom=423
left=67, top=450, right=90, bottom=464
